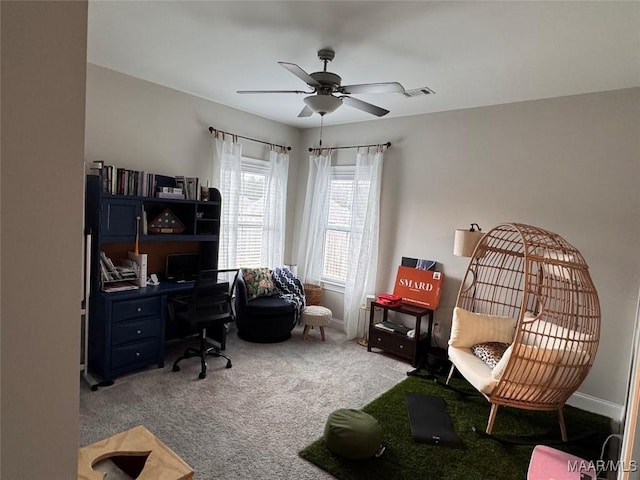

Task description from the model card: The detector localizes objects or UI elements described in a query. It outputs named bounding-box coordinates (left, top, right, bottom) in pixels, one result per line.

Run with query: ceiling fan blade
left=237, top=89, right=311, bottom=94
left=341, top=96, right=389, bottom=117
left=340, top=82, right=405, bottom=95
left=278, top=62, right=321, bottom=87
left=297, top=105, right=313, bottom=118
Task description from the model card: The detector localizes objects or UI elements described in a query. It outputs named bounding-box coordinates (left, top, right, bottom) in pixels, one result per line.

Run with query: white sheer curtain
left=343, top=147, right=384, bottom=340
left=261, top=147, right=289, bottom=267
left=211, top=135, right=242, bottom=269
left=297, top=150, right=332, bottom=284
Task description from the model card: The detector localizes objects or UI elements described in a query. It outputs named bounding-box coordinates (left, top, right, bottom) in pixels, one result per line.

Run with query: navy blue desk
left=87, top=282, right=198, bottom=386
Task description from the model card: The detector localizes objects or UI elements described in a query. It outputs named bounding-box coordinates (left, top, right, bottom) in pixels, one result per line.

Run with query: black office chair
left=168, top=268, right=239, bottom=379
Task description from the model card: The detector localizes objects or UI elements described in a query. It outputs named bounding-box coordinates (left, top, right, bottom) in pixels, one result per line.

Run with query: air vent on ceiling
left=402, top=87, right=435, bottom=98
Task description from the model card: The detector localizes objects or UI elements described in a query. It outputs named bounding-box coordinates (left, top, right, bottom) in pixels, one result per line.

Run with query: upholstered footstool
left=324, top=409, right=383, bottom=460
left=301, top=305, right=332, bottom=341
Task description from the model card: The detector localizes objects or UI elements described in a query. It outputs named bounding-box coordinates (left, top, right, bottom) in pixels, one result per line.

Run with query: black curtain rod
left=208, top=126, right=291, bottom=151
left=308, top=141, right=391, bottom=152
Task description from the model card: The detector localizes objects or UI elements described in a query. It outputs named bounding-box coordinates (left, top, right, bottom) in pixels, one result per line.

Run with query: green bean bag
left=324, top=409, right=383, bottom=460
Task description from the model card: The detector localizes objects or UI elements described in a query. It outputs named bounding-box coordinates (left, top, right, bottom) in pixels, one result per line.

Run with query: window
left=236, top=159, right=268, bottom=267
left=236, top=158, right=268, bottom=267
left=322, top=167, right=355, bottom=284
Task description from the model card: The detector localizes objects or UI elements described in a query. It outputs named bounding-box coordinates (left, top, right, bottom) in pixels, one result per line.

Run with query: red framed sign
left=393, top=265, right=444, bottom=309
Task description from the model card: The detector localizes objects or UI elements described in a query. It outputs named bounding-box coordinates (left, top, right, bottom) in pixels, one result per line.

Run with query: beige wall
left=1, top=1, right=87, bottom=478
left=85, top=64, right=303, bottom=264
left=84, top=65, right=640, bottom=417
left=297, top=88, right=640, bottom=416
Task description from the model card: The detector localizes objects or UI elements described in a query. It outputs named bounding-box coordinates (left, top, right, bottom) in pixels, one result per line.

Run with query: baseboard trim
left=567, top=391, right=623, bottom=422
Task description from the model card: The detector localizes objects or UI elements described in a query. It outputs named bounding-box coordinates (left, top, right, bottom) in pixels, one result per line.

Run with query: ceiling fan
left=237, top=48, right=405, bottom=118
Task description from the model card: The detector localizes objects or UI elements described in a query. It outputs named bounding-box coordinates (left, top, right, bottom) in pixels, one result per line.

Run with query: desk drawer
left=112, top=317, right=161, bottom=346
left=112, top=297, right=161, bottom=323
left=111, top=339, right=161, bottom=370
left=369, top=328, right=415, bottom=360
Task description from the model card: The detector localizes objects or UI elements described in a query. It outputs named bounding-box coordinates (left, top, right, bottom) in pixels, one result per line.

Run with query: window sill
left=320, top=280, right=345, bottom=294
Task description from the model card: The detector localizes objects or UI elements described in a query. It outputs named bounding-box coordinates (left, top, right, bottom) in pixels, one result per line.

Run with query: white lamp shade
left=303, top=95, right=342, bottom=115
left=454, top=229, right=485, bottom=257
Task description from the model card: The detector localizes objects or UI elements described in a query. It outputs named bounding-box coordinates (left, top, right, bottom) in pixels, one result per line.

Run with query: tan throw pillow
left=491, top=344, right=590, bottom=382
left=448, top=307, right=516, bottom=348
left=472, top=342, right=510, bottom=369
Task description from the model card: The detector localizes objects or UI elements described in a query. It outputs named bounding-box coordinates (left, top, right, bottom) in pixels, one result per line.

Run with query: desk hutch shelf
left=84, top=174, right=221, bottom=386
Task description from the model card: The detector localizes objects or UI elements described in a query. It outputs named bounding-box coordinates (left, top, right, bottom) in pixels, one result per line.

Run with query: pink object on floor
left=527, top=445, right=597, bottom=480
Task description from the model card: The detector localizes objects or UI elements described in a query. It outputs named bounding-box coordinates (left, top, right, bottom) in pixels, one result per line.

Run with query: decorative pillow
left=472, top=342, right=510, bottom=369
left=242, top=267, right=278, bottom=300
left=491, top=344, right=590, bottom=382
left=448, top=307, right=516, bottom=348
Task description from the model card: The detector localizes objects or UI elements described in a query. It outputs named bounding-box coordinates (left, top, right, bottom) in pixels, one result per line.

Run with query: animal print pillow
left=472, top=342, right=510, bottom=369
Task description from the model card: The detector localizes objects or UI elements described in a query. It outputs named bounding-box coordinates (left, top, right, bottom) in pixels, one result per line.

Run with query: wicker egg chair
left=446, top=223, right=600, bottom=441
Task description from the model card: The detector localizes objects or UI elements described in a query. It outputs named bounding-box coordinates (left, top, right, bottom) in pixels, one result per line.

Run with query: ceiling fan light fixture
left=303, top=95, right=342, bottom=115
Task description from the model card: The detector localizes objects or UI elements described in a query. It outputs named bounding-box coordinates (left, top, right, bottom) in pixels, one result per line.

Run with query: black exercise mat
left=405, top=393, right=462, bottom=446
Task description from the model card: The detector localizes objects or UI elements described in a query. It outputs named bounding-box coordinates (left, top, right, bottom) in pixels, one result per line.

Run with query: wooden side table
left=367, top=301, right=434, bottom=367
left=78, top=425, right=194, bottom=480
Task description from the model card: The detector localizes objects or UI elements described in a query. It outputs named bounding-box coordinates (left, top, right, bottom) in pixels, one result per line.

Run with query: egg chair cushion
left=449, top=307, right=516, bottom=348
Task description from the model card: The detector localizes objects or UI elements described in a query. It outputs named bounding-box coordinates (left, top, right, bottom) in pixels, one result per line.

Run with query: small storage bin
left=303, top=283, right=322, bottom=305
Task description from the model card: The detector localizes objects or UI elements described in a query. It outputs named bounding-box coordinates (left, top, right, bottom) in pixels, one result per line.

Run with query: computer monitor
left=165, top=253, right=200, bottom=282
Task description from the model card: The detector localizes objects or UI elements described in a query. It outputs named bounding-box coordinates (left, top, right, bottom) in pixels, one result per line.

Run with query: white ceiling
left=87, top=1, right=640, bottom=129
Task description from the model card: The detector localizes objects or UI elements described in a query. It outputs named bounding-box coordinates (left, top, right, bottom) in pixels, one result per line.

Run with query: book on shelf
left=97, top=166, right=184, bottom=198
left=374, top=321, right=412, bottom=335
left=157, top=191, right=185, bottom=199
left=96, top=166, right=207, bottom=201
left=185, top=177, right=199, bottom=200
left=175, top=176, right=186, bottom=194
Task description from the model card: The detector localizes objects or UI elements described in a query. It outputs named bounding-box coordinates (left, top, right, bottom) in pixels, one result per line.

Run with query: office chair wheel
left=226, top=360, right=232, bottom=369
left=199, top=372, right=206, bottom=379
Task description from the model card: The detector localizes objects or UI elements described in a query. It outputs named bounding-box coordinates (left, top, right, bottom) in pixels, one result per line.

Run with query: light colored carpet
left=79, top=323, right=411, bottom=479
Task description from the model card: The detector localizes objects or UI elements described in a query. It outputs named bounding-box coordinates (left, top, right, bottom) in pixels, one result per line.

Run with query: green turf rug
left=299, top=375, right=612, bottom=480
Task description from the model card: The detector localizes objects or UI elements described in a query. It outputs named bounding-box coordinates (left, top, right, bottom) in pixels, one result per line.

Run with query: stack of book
left=374, top=321, right=411, bottom=335
left=156, top=186, right=184, bottom=199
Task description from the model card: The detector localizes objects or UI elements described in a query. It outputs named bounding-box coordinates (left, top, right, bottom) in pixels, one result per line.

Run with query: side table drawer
left=369, top=329, right=415, bottom=360
left=112, top=317, right=162, bottom=347
left=111, top=339, right=161, bottom=370
left=112, top=297, right=162, bottom=323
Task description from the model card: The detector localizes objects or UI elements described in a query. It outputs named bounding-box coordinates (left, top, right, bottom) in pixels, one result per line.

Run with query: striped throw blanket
left=271, top=267, right=306, bottom=323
